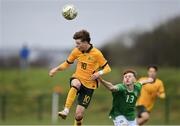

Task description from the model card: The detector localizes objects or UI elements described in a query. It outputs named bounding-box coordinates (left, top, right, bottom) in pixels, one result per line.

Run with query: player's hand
left=147, top=77, right=154, bottom=83
left=91, top=72, right=100, bottom=80
left=49, top=67, right=59, bottom=77
left=139, top=77, right=154, bottom=84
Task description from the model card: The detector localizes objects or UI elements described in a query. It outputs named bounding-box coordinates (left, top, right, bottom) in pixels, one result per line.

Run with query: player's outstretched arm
left=99, top=78, right=118, bottom=92
left=91, top=64, right=111, bottom=80
left=139, top=77, right=154, bottom=85
left=49, top=61, right=70, bottom=77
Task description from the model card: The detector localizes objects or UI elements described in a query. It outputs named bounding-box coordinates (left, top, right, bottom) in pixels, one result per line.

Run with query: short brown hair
left=73, top=29, right=91, bottom=43
left=123, top=69, right=137, bottom=78
left=147, top=65, right=158, bottom=71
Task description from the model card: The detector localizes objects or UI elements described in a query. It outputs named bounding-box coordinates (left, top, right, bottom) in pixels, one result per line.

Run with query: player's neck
left=126, top=84, right=134, bottom=91
left=83, top=44, right=91, bottom=52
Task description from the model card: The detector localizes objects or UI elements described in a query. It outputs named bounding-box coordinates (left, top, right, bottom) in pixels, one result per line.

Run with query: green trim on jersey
left=109, top=82, right=142, bottom=121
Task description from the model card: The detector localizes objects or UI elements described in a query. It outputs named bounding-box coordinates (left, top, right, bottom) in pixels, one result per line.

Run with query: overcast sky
left=0, top=0, right=180, bottom=49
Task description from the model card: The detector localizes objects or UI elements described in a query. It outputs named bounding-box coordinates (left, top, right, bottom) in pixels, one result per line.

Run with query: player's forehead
left=124, top=72, right=134, bottom=77
left=75, top=39, right=82, bottom=43
left=75, top=39, right=88, bottom=44
left=148, top=67, right=157, bottom=72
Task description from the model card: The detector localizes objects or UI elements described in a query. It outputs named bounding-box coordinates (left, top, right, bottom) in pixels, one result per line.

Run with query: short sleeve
left=158, top=81, right=165, bottom=94
left=115, top=84, right=125, bottom=92
left=67, top=48, right=78, bottom=64
left=96, top=50, right=107, bottom=68
left=135, top=82, right=142, bottom=91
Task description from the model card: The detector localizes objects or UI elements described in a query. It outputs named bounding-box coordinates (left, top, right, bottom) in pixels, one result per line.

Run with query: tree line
left=101, top=16, right=180, bottom=67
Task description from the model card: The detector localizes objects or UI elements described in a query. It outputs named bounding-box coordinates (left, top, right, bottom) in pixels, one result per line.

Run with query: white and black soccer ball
left=62, top=4, right=78, bottom=20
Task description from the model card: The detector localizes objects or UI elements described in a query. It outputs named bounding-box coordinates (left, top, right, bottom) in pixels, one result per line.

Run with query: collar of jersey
left=82, top=44, right=93, bottom=53
left=126, top=88, right=134, bottom=92
left=123, top=83, right=134, bottom=92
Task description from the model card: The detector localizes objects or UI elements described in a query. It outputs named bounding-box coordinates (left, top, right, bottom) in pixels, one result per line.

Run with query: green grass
left=0, top=67, right=180, bottom=125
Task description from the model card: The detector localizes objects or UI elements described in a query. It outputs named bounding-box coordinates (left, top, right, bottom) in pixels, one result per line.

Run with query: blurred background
left=0, top=0, right=180, bottom=125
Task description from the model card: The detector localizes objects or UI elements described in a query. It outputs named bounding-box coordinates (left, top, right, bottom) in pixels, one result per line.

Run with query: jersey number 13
left=126, top=94, right=135, bottom=103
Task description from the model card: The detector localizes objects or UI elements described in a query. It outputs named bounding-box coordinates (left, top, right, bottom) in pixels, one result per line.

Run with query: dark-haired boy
left=99, top=69, right=153, bottom=126
left=49, top=29, right=111, bottom=125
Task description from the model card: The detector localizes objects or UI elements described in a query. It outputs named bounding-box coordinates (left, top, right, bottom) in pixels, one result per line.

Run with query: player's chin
left=126, top=83, right=132, bottom=86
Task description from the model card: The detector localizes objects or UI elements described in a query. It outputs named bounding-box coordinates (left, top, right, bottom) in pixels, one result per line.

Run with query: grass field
left=0, top=67, right=180, bottom=125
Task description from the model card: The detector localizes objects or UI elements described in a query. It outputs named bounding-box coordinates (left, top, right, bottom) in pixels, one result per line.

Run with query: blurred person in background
left=136, top=65, right=166, bottom=125
left=49, top=29, right=111, bottom=126
left=19, top=44, right=30, bottom=69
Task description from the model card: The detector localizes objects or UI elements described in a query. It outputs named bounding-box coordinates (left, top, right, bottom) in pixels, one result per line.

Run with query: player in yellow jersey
left=136, top=65, right=166, bottom=125
left=49, top=29, right=111, bottom=126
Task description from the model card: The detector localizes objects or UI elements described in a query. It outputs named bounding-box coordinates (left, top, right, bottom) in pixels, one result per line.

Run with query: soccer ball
left=62, top=4, right=78, bottom=20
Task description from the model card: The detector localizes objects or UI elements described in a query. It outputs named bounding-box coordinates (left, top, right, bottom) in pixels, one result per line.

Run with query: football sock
left=65, top=86, right=78, bottom=109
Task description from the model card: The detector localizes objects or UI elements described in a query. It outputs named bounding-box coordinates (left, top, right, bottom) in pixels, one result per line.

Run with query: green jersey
left=109, top=82, right=142, bottom=121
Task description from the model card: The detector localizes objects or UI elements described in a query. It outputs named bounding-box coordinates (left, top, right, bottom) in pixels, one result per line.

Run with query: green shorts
left=70, top=78, right=94, bottom=109
left=136, top=105, right=149, bottom=117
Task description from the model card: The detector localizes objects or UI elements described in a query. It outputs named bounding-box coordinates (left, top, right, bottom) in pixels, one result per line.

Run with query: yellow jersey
left=66, top=45, right=109, bottom=89
left=136, top=77, right=165, bottom=111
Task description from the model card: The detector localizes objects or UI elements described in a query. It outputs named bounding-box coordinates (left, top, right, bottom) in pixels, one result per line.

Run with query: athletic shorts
left=70, top=77, right=94, bottom=109
left=136, top=105, right=149, bottom=117
left=113, top=115, right=137, bottom=126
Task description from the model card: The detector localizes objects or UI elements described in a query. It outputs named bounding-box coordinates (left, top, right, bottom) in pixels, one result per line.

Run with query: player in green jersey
left=99, top=69, right=153, bottom=126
